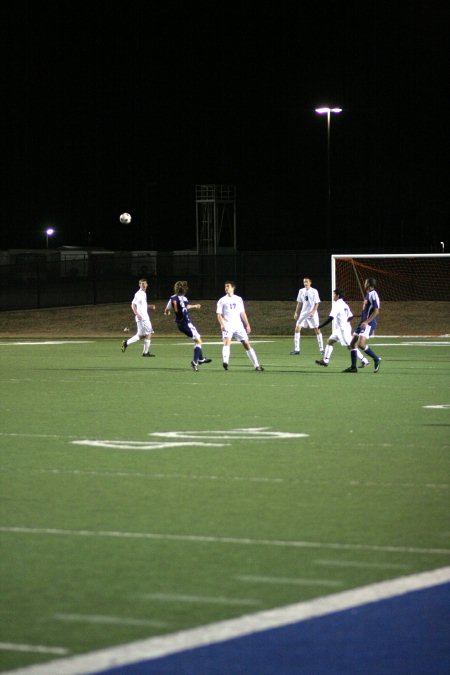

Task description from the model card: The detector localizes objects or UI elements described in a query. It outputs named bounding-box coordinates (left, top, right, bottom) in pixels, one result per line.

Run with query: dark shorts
left=177, top=320, right=195, bottom=339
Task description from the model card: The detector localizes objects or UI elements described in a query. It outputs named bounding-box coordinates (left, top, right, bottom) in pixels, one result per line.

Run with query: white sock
left=246, top=347, right=259, bottom=368
left=143, top=339, right=150, bottom=354
left=294, top=333, right=300, bottom=351
left=324, top=345, right=333, bottom=363
left=356, top=348, right=367, bottom=363
left=222, top=345, right=230, bottom=364
left=317, top=332, right=324, bottom=351
left=127, top=334, right=140, bottom=345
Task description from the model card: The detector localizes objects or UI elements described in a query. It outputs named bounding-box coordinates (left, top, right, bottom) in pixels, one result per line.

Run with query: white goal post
left=331, top=253, right=450, bottom=302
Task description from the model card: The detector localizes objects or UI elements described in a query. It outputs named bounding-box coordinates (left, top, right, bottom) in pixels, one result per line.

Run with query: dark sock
left=351, top=349, right=357, bottom=367
left=364, top=347, right=378, bottom=361
left=193, top=345, right=202, bottom=363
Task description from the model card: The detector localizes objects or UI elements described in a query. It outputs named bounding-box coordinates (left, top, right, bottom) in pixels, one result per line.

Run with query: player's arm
left=217, top=312, right=226, bottom=331
left=294, top=301, right=301, bottom=319
left=164, top=299, right=172, bottom=316
left=318, top=315, right=333, bottom=329
left=187, top=304, right=201, bottom=310
left=364, top=307, right=379, bottom=326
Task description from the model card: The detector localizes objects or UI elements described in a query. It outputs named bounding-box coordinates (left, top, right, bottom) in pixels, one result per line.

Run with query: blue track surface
left=101, top=582, right=450, bottom=675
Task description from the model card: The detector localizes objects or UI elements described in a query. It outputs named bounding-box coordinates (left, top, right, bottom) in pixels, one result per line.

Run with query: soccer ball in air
left=119, top=212, right=132, bottom=224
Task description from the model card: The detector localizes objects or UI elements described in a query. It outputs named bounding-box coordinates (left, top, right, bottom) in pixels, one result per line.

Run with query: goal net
left=331, top=254, right=450, bottom=336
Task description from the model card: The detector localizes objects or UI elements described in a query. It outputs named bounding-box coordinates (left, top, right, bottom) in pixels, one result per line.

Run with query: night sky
left=4, top=0, right=449, bottom=252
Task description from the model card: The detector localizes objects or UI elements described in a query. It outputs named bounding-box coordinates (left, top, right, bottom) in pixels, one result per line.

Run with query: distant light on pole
left=45, top=228, right=55, bottom=249
left=315, top=106, right=342, bottom=250
left=440, top=241, right=445, bottom=253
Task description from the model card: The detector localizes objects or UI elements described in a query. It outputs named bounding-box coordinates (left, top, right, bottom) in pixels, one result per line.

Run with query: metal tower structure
left=195, top=185, right=236, bottom=253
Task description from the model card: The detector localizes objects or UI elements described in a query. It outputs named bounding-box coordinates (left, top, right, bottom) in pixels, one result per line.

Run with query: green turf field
left=1, top=335, right=449, bottom=671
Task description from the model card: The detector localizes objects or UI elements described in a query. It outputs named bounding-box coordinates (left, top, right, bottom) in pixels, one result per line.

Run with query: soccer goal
left=331, top=253, right=450, bottom=336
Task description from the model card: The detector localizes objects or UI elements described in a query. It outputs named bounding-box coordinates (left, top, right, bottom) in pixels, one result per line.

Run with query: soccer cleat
left=121, top=340, right=128, bottom=352
left=374, top=357, right=382, bottom=373
left=343, top=366, right=358, bottom=373
left=315, top=359, right=328, bottom=367
left=142, top=353, right=156, bottom=357
left=358, top=360, right=369, bottom=368
left=255, top=366, right=264, bottom=371
left=198, top=358, right=212, bottom=364
left=191, top=361, right=199, bottom=371
left=223, top=362, right=228, bottom=370
left=290, top=351, right=300, bottom=355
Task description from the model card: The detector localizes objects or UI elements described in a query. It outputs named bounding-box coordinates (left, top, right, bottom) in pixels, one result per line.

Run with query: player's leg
left=315, top=327, right=324, bottom=353
left=291, top=324, right=301, bottom=355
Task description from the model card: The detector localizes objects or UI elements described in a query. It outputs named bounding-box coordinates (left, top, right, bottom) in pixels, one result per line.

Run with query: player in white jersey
left=121, top=278, right=156, bottom=357
left=290, top=277, right=324, bottom=355
left=216, top=281, right=264, bottom=371
left=315, top=289, right=369, bottom=368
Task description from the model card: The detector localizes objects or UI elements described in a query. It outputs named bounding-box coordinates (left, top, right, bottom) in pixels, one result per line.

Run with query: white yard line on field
left=139, top=593, right=262, bottom=607
left=3, top=567, right=450, bottom=675
left=235, top=575, right=344, bottom=588
left=1, top=526, right=449, bottom=556
left=54, top=614, right=167, bottom=628
left=0, top=643, right=68, bottom=655
left=314, top=559, right=410, bottom=570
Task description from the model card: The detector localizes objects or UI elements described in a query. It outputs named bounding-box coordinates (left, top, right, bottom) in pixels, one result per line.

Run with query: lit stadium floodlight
left=315, top=107, right=343, bottom=250
left=45, top=228, right=55, bottom=249
left=315, top=107, right=343, bottom=114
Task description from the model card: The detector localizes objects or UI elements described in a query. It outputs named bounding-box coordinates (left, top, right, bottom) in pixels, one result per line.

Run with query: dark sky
left=4, top=0, right=449, bottom=252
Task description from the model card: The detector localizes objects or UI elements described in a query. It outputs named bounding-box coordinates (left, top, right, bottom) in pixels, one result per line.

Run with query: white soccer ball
left=119, top=212, right=132, bottom=224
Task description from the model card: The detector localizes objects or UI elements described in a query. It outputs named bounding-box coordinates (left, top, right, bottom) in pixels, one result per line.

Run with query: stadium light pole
left=315, top=106, right=342, bottom=250
left=45, top=228, right=55, bottom=249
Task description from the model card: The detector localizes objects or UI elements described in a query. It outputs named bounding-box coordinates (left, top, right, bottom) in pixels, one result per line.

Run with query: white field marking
left=371, top=341, right=450, bottom=347
left=4, top=567, right=450, bottom=675
left=54, top=614, right=167, bottom=628
left=0, top=432, right=67, bottom=439
left=72, top=440, right=228, bottom=450
left=314, top=559, right=410, bottom=570
left=423, top=404, right=450, bottom=409
left=0, top=341, right=92, bottom=346
left=72, top=427, right=309, bottom=450
left=1, top=526, right=450, bottom=556
left=5, top=467, right=447, bottom=491
left=235, top=575, right=343, bottom=588
left=0, top=643, right=68, bottom=655
left=139, top=593, right=262, bottom=607
left=151, top=428, right=309, bottom=440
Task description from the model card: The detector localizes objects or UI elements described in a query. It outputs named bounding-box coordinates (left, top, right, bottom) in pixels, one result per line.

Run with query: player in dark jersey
left=164, top=280, right=212, bottom=371
left=344, top=277, right=382, bottom=373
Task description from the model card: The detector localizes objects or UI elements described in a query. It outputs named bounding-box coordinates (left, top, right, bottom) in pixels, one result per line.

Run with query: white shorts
left=329, top=327, right=352, bottom=347
left=354, top=324, right=373, bottom=340
left=136, top=318, right=154, bottom=336
left=222, top=326, right=249, bottom=343
left=297, top=311, right=319, bottom=329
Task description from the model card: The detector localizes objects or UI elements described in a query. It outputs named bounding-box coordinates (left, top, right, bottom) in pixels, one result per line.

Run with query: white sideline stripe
left=54, top=614, right=167, bottom=628
left=236, top=575, right=343, bottom=588
left=372, top=341, right=450, bottom=347
left=0, top=643, right=68, bottom=655
left=0, top=341, right=93, bottom=346
left=314, top=559, right=409, bottom=570
left=140, top=593, right=262, bottom=607
left=1, top=526, right=450, bottom=556
left=4, top=567, right=450, bottom=675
